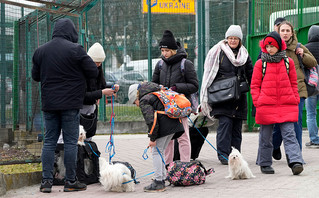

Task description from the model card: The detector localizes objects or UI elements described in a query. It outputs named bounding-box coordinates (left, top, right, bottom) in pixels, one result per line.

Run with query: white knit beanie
left=87, top=42, right=106, bottom=62
left=225, top=25, right=243, bottom=40
left=128, top=84, right=139, bottom=104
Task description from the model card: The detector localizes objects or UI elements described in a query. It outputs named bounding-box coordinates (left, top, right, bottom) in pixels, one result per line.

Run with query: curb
left=0, top=171, right=42, bottom=196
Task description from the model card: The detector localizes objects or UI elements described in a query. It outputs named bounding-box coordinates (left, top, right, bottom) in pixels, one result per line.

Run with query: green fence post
left=147, top=0, right=152, bottom=81
left=100, top=0, right=106, bottom=122
left=13, top=21, right=19, bottom=130
left=25, top=16, right=32, bottom=131
left=197, top=0, right=205, bottom=91
left=0, top=3, right=6, bottom=128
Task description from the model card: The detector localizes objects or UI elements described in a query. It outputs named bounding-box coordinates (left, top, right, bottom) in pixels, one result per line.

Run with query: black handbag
left=80, top=105, right=98, bottom=138
left=208, top=76, right=240, bottom=105
left=238, top=66, right=249, bottom=93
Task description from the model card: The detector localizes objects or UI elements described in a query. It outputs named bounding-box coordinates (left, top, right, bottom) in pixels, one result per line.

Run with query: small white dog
left=226, top=147, right=255, bottom=180
left=78, top=125, right=86, bottom=146
left=99, top=157, right=135, bottom=192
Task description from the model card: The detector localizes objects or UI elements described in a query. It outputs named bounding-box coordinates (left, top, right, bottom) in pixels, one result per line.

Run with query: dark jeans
left=42, top=109, right=80, bottom=181
left=216, top=115, right=242, bottom=161
left=273, top=98, right=305, bottom=150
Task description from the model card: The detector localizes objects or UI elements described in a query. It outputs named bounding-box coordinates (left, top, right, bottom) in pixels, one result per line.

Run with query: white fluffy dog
left=226, top=147, right=255, bottom=180
left=78, top=125, right=86, bottom=146
left=99, top=157, right=135, bottom=192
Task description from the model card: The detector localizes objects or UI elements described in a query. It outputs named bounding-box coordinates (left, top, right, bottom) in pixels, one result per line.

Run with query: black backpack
left=53, top=141, right=101, bottom=185
left=77, top=141, right=101, bottom=185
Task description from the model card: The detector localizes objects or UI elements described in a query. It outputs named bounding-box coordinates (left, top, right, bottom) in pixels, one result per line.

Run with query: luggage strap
left=149, top=111, right=181, bottom=135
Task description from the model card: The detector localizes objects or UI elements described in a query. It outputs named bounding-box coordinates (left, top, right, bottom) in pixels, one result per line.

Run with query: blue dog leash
left=187, top=115, right=228, bottom=161
left=105, top=93, right=116, bottom=163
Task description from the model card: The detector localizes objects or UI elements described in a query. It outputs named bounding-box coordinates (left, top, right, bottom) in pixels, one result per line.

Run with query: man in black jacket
left=32, top=18, right=98, bottom=193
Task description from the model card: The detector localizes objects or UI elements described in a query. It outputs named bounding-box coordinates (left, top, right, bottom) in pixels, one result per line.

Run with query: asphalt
left=2, top=131, right=319, bottom=198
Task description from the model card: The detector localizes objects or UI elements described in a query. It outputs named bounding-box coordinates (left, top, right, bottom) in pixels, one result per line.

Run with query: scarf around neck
left=261, top=50, right=286, bottom=63
left=200, top=39, right=249, bottom=120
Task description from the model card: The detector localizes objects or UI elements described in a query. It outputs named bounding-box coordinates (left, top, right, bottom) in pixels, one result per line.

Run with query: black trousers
left=216, top=115, right=242, bottom=161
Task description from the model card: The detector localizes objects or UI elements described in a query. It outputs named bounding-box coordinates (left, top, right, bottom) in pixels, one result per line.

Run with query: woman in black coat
left=200, top=25, right=253, bottom=165
left=152, top=30, right=199, bottom=165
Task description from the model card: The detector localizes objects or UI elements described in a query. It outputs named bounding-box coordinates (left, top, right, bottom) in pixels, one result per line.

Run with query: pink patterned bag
left=167, top=160, right=214, bottom=186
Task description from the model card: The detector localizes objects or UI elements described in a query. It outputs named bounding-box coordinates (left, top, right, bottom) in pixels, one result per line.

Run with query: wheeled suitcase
left=173, top=117, right=209, bottom=160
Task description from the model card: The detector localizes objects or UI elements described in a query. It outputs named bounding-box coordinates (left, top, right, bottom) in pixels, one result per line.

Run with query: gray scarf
left=261, top=50, right=286, bottom=63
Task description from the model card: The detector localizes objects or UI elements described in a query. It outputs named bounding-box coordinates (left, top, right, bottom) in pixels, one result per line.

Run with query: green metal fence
left=1, top=0, right=319, bottom=164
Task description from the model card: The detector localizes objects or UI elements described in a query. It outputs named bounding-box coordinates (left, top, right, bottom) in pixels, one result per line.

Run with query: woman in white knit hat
left=200, top=25, right=253, bottom=165
left=81, top=42, right=119, bottom=139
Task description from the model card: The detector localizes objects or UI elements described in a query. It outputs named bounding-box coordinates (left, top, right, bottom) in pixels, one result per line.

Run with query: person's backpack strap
left=296, top=42, right=301, bottom=50
left=262, top=60, right=267, bottom=79
left=159, top=58, right=187, bottom=76
left=180, top=58, right=186, bottom=77
left=159, top=59, right=164, bottom=70
left=262, top=56, right=289, bottom=79
left=283, top=56, right=290, bottom=75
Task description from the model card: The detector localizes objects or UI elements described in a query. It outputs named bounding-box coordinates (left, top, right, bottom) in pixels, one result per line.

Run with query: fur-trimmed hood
left=260, top=31, right=287, bottom=53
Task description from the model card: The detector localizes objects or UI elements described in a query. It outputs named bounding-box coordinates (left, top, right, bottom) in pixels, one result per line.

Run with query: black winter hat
left=263, top=31, right=283, bottom=51
left=159, top=30, right=178, bottom=50
left=274, top=17, right=286, bottom=26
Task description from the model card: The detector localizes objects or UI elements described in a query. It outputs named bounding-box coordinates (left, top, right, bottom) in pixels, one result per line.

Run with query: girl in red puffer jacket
left=250, top=31, right=304, bottom=176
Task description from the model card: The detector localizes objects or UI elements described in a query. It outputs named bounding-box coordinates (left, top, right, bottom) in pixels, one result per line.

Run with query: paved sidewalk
left=2, top=132, right=319, bottom=198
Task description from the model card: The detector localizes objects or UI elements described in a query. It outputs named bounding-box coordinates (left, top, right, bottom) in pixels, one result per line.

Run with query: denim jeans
left=273, top=98, right=305, bottom=150
left=305, top=95, right=319, bottom=144
left=42, top=109, right=80, bottom=182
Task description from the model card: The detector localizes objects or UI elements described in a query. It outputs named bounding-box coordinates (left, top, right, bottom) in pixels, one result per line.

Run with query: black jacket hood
left=308, top=25, right=319, bottom=43
left=52, top=18, right=78, bottom=43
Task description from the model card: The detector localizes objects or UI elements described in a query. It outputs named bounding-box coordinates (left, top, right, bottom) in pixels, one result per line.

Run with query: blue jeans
left=305, top=95, right=319, bottom=144
left=42, top=109, right=80, bottom=181
left=273, top=98, right=305, bottom=150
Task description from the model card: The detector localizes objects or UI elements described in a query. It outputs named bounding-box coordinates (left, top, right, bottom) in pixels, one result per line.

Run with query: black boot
left=272, top=148, right=282, bottom=160
left=260, top=166, right=275, bottom=174
left=289, top=162, right=303, bottom=175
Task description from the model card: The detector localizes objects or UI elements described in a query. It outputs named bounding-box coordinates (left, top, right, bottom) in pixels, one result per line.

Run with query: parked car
left=105, top=71, right=118, bottom=102
left=112, top=71, right=146, bottom=104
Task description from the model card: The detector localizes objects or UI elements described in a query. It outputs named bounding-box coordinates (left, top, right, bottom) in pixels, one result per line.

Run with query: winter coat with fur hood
left=32, top=18, right=98, bottom=111
left=152, top=46, right=199, bottom=99
left=285, top=34, right=317, bottom=98
left=251, top=33, right=300, bottom=125
left=138, top=82, right=184, bottom=142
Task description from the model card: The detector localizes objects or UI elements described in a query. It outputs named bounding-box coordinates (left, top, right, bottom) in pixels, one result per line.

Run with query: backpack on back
left=158, top=58, right=199, bottom=112
left=262, top=56, right=290, bottom=79
left=152, top=89, right=192, bottom=119
left=148, top=89, right=192, bottom=135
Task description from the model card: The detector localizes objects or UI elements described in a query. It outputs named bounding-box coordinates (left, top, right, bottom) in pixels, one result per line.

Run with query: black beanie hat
left=159, top=30, right=178, bottom=50
left=264, top=31, right=283, bottom=51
